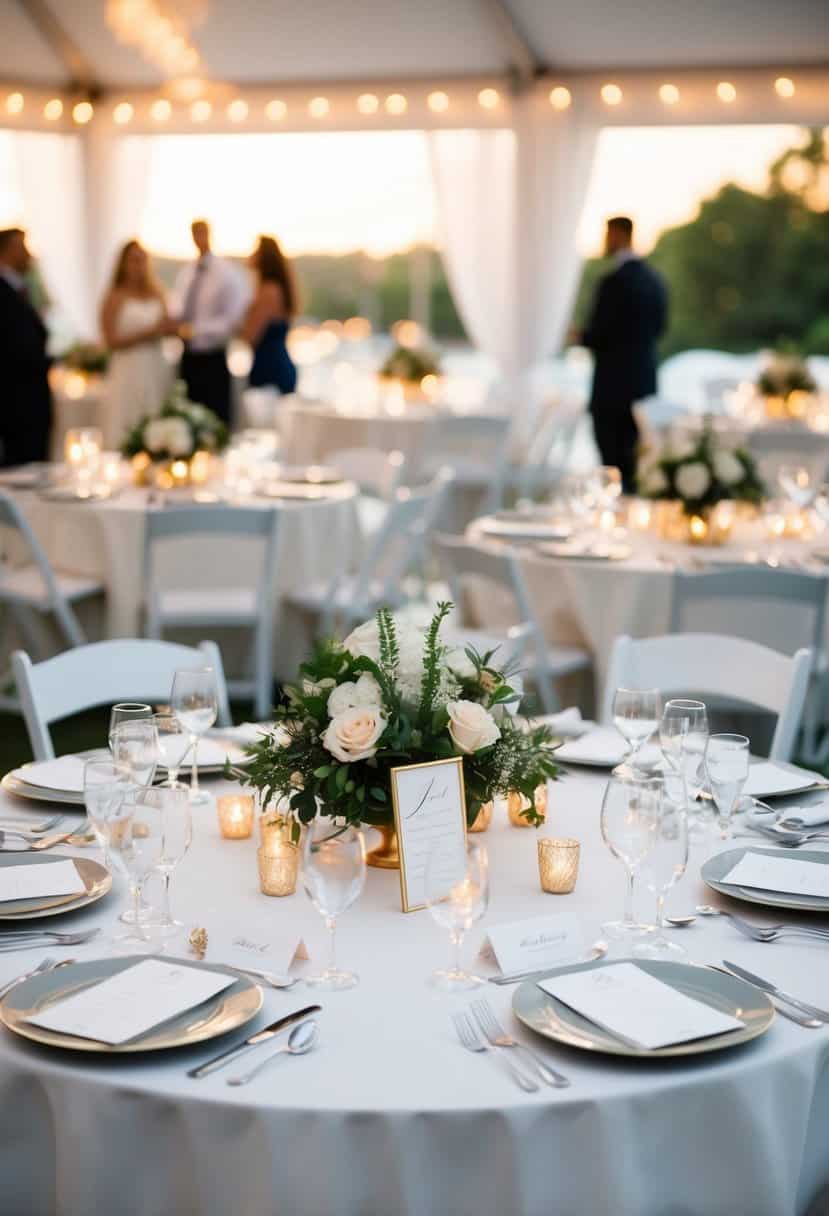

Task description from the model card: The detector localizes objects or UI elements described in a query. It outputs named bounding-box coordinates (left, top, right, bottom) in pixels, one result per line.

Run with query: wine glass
left=302, top=819, right=366, bottom=990
left=612, top=687, right=661, bottom=774
left=659, top=699, right=709, bottom=836
left=424, top=839, right=489, bottom=991
left=170, top=668, right=218, bottom=804
left=153, top=714, right=191, bottom=788
left=595, top=465, right=622, bottom=509
left=138, top=785, right=192, bottom=939
left=600, top=774, right=660, bottom=939
left=705, top=733, right=750, bottom=840
left=108, top=703, right=152, bottom=753
left=778, top=465, right=817, bottom=510
left=111, top=719, right=158, bottom=789
left=633, top=781, right=689, bottom=958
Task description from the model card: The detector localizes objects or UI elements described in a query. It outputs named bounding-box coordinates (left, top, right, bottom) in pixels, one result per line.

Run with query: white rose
left=446, top=648, right=476, bottom=680
left=641, top=466, right=669, bottom=495
left=144, top=419, right=168, bottom=454
left=446, top=700, right=501, bottom=754
left=327, top=673, right=383, bottom=717
left=712, top=450, right=743, bottom=486
left=165, top=418, right=194, bottom=457
left=302, top=677, right=336, bottom=697
left=675, top=461, right=711, bottom=501
left=668, top=434, right=698, bottom=461
left=323, top=705, right=387, bottom=763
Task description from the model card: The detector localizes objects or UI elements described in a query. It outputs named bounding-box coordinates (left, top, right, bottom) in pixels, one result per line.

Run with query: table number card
left=390, top=756, right=467, bottom=912
left=199, top=928, right=309, bottom=975
left=481, top=912, right=584, bottom=975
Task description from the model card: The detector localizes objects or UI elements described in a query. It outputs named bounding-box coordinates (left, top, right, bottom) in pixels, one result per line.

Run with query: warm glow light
left=717, top=81, right=737, bottom=103
left=549, top=86, right=571, bottom=110
left=227, top=98, right=248, bottom=122
left=113, top=101, right=134, bottom=125
left=600, top=83, right=622, bottom=106
left=427, top=91, right=449, bottom=113
left=775, top=76, right=795, bottom=98
left=478, top=87, right=500, bottom=109
left=385, top=93, right=407, bottom=115
left=190, top=99, right=212, bottom=122
left=151, top=98, right=172, bottom=122
left=5, top=92, right=24, bottom=115
left=43, top=98, right=63, bottom=121
left=309, top=96, right=330, bottom=118
left=265, top=98, right=286, bottom=120
left=72, top=101, right=94, bottom=125
left=659, top=83, right=680, bottom=105
left=343, top=316, right=372, bottom=341
left=357, top=93, right=379, bottom=114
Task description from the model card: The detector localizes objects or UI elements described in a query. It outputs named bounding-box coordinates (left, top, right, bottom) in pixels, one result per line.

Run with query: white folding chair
left=287, top=470, right=453, bottom=637
left=143, top=506, right=279, bottom=718
left=435, top=533, right=592, bottom=713
left=415, top=415, right=511, bottom=523
left=494, top=395, right=584, bottom=507
left=13, top=638, right=231, bottom=762
left=602, top=633, right=812, bottom=762
left=328, top=447, right=406, bottom=501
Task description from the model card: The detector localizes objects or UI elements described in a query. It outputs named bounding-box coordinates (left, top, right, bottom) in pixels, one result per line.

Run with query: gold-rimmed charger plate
left=703, top=846, right=829, bottom=913
left=512, top=957, right=774, bottom=1059
left=0, top=955, right=263, bottom=1053
left=0, top=853, right=111, bottom=920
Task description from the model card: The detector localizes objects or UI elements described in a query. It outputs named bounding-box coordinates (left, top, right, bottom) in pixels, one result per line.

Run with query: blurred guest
left=0, top=228, right=51, bottom=466
left=575, top=216, right=667, bottom=491
left=173, top=219, right=246, bottom=424
left=100, top=239, right=175, bottom=447
left=241, top=235, right=298, bottom=396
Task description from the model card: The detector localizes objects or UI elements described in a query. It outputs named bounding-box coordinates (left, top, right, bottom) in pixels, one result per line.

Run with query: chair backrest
left=0, top=491, right=65, bottom=611
left=328, top=447, right=405, bottom=500
left=13, top=638, right=232, bottom=761
left=602, top=632, right=812, bottom=761
left=434, top=532, right=534, bottom=624
left=417, top=415, right=511, bottom=479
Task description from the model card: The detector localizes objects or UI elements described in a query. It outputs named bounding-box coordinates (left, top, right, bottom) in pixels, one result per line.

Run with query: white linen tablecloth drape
left=2, top=768, right=829, bottom=1215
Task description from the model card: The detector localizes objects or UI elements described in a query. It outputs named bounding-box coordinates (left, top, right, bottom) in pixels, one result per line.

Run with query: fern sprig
left=418, top=600, right=453, bottom=720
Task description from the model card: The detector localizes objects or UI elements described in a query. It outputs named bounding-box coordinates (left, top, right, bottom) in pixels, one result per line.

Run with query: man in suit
left=173, top=219, right=247, bottom=425
left=577, top=216, right=667, bottom=492
left=0, top=228, right=52, bottom=466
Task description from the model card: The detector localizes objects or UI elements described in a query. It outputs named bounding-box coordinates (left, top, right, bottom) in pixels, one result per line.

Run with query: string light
left=774, top=76, right=795, bottom=98
left=716, top=81, right=737, bottom=103
left=549, top=86, right=572, bottom=110
left=150, top=98, right=172, bottom=122
left=227, top=98, right=248, bottom=122
left=427, top=91, right=449, bottom=113
left=43, top=98, right=63, bottom=121
left=265, top=98, right=286, bottom=120
left=5, top=92, right=24, bottom=115
left=308, top=96, right=329, bottom=118
left=385, top=93, right=407, bottom=115
left=659, top=83, right=680, bottom=105
left=600, top=83, right=622, bottom=106
left=478, top=88, right=500, bottom=109
left=190, top=99, right=212, bottom=122
left=357, top=93, right=379, bottom=114
left=113, top=101, right=134, bottom=125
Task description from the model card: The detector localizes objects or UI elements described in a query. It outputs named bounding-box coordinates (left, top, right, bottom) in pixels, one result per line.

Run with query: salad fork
left=451, top=1010, right=538, bottom=1093
left=470, top=998, right=570, bottom=1088
left=695, top=905, right=829, bottom=943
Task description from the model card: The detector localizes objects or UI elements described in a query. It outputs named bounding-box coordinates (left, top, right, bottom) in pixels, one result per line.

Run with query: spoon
left=226, top=1019, right=318, bottom=1086
left=664, top=914, right=697, bottom=928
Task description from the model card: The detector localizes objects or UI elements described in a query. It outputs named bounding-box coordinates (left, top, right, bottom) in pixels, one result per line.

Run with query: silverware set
left=188, top=1004, right=321, bottom=1080
left=452, top=997, right=570, bottom=1092
left=666, top=904, right=829, bottom=944
left=0, top=818, right=94, bottom=851
left=0, top=927, right=100, bottom=953
left=718, top=960, right=829, bottom=1028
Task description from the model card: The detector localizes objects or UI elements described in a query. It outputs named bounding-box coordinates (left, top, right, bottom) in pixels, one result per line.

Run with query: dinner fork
left=696, top=905, right=829, bottom=944
left=451, top=1010, right=538, bottom=1093
left=0, top=956, right=57, bottom=1000
left=0, top=928, right=100, bottom=953
left=470, top=998, right=570, bottom=1088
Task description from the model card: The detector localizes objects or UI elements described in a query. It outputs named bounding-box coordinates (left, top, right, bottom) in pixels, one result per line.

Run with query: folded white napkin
left=210, top=722, right=273, bottom=747
left=554, top=727, right=627, bottom=767
left=777, top=805, right=829, bottom=829
left=190, top=738, right=246, bottom=767
left=14, top=755, right=86, bottom=793
left=743, top=762, right=818, bottom=799
left=530, top=708, right=593, bottom=740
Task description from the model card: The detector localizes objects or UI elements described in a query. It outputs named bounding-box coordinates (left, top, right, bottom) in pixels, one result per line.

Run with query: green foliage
left=60, top=341, right=109, bottom=375
left=120, top=379, right=228, bottom=459
left=380, top=343, right=441, bottom=381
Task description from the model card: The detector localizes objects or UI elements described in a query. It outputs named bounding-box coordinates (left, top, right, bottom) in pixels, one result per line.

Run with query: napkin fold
left=554, top=727, right=627, bottom=767
left=530, top=708, right=593, bottom=740
left=210, top=722, right=274, bottom=747
left=777, top=805, right=829, bottom=829
left=14, top=755, right=86, bottom=793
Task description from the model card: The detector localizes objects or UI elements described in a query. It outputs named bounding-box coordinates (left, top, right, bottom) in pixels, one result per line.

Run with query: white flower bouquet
left=232, top=604, right=559, bottom=830
left=121, top=379, right=228, bottom=462
left=637, top=426, right=765, bottom=515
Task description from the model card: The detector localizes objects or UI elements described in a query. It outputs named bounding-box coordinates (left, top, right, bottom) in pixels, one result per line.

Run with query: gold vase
left=366, top=822, right=400, bottom=869
left=507, top=785, right=547, bottom=827
left=469, top=801, right=493, bottom=833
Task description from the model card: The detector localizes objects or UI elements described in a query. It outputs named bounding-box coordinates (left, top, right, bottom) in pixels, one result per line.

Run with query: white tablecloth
left=281, top=399, right=440, bottom=465
left=2, top=768, right=829, bottom=1215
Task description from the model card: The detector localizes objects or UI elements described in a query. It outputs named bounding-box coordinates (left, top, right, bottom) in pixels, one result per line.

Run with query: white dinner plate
left=477, top=515, right=572, bottom=543
left=0, top=853, right=111, bottom=920
left=537, top=541, right=632, bottom=562
left=702, top=845, right=829, bottom=913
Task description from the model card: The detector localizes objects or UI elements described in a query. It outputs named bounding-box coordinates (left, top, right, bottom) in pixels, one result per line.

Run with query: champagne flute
left=424, top=839, right=489, bottom=990
left=600, top=774, right=660, bottom=939
left=659, top=699, right=709, bottom=836
left=633, top=780, right=689, bottom=958
left=170, top=669, right=218, bottom=804
left=108, top=703, right=152, bottom=752
left=612, top=687, right=661, bottom=774
left=153, top=714, right=191, bottom=788
left=705, top=733, right=750, bottom=840
left=138, top=785, right=192, bottom=939
left=302, top=819, right=366, bottom=990
left=111, top=719, right=158, bottom=789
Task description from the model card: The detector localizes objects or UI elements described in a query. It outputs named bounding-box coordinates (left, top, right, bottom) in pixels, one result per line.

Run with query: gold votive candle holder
left=260, top=813, right=291, bottom=851
left=217, top=794, right=255, bottom=839
left=538, top=838, right=580, bottom=894
left=469, top=801, right=493, bottom=833
left=507, top=785, right=547, bottom=827
left=257, top=843, right=299, bottom=896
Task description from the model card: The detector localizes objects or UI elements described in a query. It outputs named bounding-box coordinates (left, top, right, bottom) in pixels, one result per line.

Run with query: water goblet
left=600, top=774, right=660, bottom=939
left=153, top=714, right=191, bottom=788
left=659, top=698, right=709, bottom=837
left=302, top=819, right=366, bottom=990
left=612, top=687, right=661, bottom=774
left=108, top=703, right=152, bottom=753
left=424, top=838, right=489, bottom=991
left=171, top=669, right=218, bottom=804
left=705, top=733, right=750, bottom=840
left=633, top=781, right=689, bottom=959
left=111, top=719, right=159, bottom=789
left=137, top=785, right=192, bottom=940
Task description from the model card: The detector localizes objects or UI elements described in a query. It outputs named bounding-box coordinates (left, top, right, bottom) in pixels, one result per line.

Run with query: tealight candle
left=257, top=843, right=299, bottom=896
left=538, top=837, right=580, bottom=894
left=217, top=795, right=254, bottom=839
left=190, top=450, right=211, bottom=484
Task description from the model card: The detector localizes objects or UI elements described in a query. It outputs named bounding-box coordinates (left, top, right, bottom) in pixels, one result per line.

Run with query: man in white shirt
left=173, top=219, right=247, bottom=425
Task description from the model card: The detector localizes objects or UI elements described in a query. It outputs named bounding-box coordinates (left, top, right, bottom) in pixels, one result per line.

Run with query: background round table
left=1, top=767, right=829, bottom=1216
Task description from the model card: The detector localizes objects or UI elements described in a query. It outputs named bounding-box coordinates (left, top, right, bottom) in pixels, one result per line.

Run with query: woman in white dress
left=101, top=240, right=176, bottom=447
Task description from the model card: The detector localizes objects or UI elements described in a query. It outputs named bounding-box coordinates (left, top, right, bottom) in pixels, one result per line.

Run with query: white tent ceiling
left=2, top=0, right=828, bottom=91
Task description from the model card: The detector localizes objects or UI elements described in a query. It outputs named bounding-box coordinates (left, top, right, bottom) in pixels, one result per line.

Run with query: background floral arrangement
left=121, top=379, right=228, bottom=461
left=757, top=352, right=816, bottom=399
left=60, top=341, right=109, bottom=376
left=637, top=426, right=765, bottom=515
left=379, top=343, right=441, bottom=383
left=233, top=603, right=559, bottom=829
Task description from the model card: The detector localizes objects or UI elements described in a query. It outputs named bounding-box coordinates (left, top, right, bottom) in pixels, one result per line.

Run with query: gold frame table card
left=390, top=756, right=468, bottom=913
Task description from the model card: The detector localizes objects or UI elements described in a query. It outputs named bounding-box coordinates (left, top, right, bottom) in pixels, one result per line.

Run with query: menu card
left=539, top=963, right=744, bottom=1049
left=200, top=928, right=308, bottom=975
left=0, top=860, right=86, bottom=903
left=722, top=853, right=829, bottom=898
left=25, top=959, right=236, bottom=1045
left=390, top=757, right=467, bottom=912
left=482, top=912, right=584, bottom=975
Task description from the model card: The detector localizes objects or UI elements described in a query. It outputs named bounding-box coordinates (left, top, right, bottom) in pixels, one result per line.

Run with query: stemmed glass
left=108, top=703, right=152, bottom=753
left=111, top=719, right=159, bottom=789
left=778, top=465, right=817, bottom=510
left=302, top=819, right=366, bottom=990
left=424, top=839, right=489, bottom=991
left=659, top=699, right=709, bottom=837
left=595, top=465, right=622, bottom=510
left=153, top=714, right=191, bottom=788
left=705, top=733, right=750, bottom=840
left=633, top=779, right=690, bottom=959
left=612, top=687, right=661, bottom=774
left=137, top=785, right=192, bottom=939
left=170, top=669, right=218, bottom=804
left=600, top=774, right=660, bottom=939
left=814, top=483, right=829, bottom=528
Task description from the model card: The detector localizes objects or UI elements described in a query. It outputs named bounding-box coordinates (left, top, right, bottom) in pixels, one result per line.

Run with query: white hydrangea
left=143, top=419, right=169, bottom=454
left=675, top=461, right=711, bottom=501
left=641, top=465, right=669, bottom=495
left=164, top=418, right=195, bottom=457
left=667, top=434, right=698, bottom=461
left=712, top=450, right=744, bottom=486
left=327, top=673, right=383, bottom=718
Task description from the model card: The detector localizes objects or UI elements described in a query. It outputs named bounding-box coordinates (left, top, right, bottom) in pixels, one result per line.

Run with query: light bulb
left=549, top=86, right=571, bottom=110
left=5, top=92, right=24, bottom=115
left=427, top=91, right=449, bottom=113
left=659, top=83, right=680, bottom=105
left=43, top=98, right=63, bottom=121
left=357, top=93, right=379, bottom=114
left=478, top=88, right=500, bottom=109
left=72, top=101, right=94, bottom=124
left=600, top=83, right=622, bottom=106
left=113, top=102, right=134, bottom=125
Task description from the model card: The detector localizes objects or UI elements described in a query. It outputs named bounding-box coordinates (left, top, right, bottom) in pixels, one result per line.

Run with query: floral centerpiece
left=60, top=341, right=109, bottom=377
left=379, top=344, right=441, bottom=401
left=232, top=604, right=560, bottom=866
left=756, top=352, right=817, bottom=421
left=121, top=379, right=228, bottom=484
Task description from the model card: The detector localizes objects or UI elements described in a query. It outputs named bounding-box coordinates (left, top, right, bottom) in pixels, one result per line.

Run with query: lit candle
left=628, top=500, right=652, bottom=531
left=190, top=450, right=211, bottom=484
left=538, top=838, right=580, bottom=894
left=217, top=795, right=255, bottom=839
left=257, top=843, right=299, bottom=896
left=688, top=514, right=708, bottom=542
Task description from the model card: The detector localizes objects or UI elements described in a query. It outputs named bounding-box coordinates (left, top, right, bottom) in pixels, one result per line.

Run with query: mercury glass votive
left=469, top=801, right=493, bottom=832
left=217, top=794, right=255, bottom=839
left=507, top=785, right=548, bottom=827
left=538, top=838, right=580, bottom=894
left=257, top=843, right=299, bottom=896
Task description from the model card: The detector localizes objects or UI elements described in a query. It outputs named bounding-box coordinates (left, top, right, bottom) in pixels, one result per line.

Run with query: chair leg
left=254, top=621, right=272, bottom=719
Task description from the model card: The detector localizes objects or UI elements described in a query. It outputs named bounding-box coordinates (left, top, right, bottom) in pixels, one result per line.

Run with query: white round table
left=2, top=767, right=829, bottom=1216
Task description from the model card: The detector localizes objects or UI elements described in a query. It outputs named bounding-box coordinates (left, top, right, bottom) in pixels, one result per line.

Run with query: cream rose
left=675, top=461, right=711, bottom=501
left=446, top=700, right=501, bottom=754
left=143, top=419, right=168, bottom=454
left=323, top=705, right=387, bottom=763
left=712, top=450, right=743, bottom=486
left=327, top=673, right=383, bottom=718
left=165, top=418, right=194, bottom=457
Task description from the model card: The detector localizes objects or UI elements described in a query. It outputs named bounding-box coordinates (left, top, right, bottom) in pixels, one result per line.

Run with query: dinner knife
left=187, top=1004, right=321, bottom=1078
left=721, top=961, right=829, bottom=1023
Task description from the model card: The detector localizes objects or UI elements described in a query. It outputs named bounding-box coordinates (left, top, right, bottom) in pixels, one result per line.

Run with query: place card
left=539, top=962, right=744, bottom=1049
left=199, top=928, right=308, bottom=975
left=481, top=912, right=584, bottom=975
left=390, top=756, right=467, bottom=912
left=26, top=959, right=236, bottom=1045
left=0, top=860, right=86, bottom=903
left=722, top=853, right=829, bottom=899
